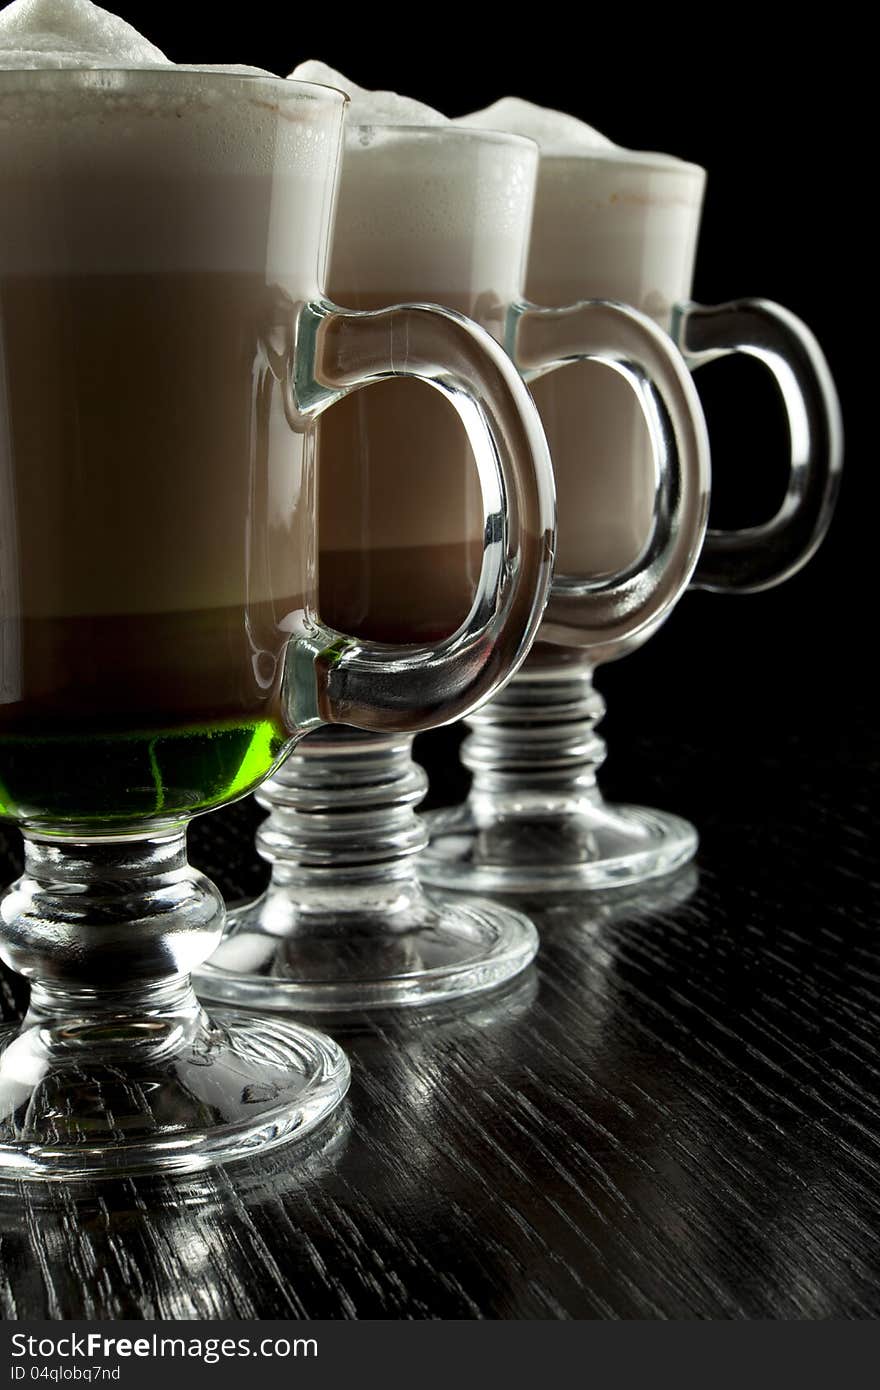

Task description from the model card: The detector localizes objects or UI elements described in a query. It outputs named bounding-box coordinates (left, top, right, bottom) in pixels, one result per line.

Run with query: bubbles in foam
left=289, top=59, right=448, bottom=126
left=0, top=0, right=168, bottom=69
left=0, top=0, right=273, bottom=74
left=0, top=0, right=346, bottom=281
left=280, top=64, right=538, bottom=297
left=459, top=96, right=701, bottom=172
left=458, top=97, right=616, bottom=155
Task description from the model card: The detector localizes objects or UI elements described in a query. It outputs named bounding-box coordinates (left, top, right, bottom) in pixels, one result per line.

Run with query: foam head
left=0, top=4, right=345, bottom=285
left=0, top=0, right=272, bottom=73
left=290, top=59, right=447, bottom=126
left=458, top=95, right=705, bottom=173
left=286, top=62, right=535, bottom=302
left=459, top=97, right=706, bottom=325
left=326, top=124, right=536, bottom=301
left=0, top=0, right=169, bottom=68
left=458, top=97, right=616, bottom=155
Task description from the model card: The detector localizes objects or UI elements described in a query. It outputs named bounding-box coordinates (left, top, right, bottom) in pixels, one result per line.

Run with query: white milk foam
left=0, top=0, right=270, bottom=72
left=458, top=94, right=705, bottom=313
left=290, top=59, right=447, bottom=126
left=0, top=0, right=168, bottom=67
left=458, top=97, right=615, bottom=155
left=458, top=95, right=700, bottom=170
left=288, top=61, right=536, bottom=298
left=0, top=0, right=344, bottom=276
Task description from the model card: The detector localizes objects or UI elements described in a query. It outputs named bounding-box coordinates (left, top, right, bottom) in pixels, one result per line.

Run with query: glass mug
left=196, top=125, right=710, bottom=1015
left=0, top=72, right=557, bottom=1179
left=420, top=142, right=843, bottom=893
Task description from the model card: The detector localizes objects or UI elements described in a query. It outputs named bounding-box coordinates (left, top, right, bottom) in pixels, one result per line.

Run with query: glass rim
left=0, top=67, right=349, bottom=106
left=536, top=144, right=706, bottom=178
left=346, top=121, right=538, bottom=154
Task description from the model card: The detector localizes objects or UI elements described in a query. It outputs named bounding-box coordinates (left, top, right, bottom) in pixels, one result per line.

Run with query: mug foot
left=0, top=1002, right=349, bottom=1182
left=419, top=800, right=698, bottom=894
left=195, top=887, right=539, bottom=1014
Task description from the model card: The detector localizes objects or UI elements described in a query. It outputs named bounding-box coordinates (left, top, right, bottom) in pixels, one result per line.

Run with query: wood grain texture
left=0, top=623, right=877, bottom=1320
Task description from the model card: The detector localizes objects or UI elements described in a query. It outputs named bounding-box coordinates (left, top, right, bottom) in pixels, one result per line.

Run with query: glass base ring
left=0, top=1004, right=350, bottom=1182
left=196, top=889, right=539, bottom=1014
left=419, top=801, right=699, bottom=894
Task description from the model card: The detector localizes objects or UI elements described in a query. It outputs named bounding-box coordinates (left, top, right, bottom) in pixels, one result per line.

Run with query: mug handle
left=510, top=299, right=710, bottom=648
left=675, top=299, right=843, bottom=592
left=282, top=298, right=556, bottom=733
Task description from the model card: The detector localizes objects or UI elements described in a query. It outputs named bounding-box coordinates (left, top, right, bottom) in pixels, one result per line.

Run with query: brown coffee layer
left=0, top=271, right=309, bottom=621
left=0, top=603, right=302, bottom=733
left=319, top=543, right=483, bottom=645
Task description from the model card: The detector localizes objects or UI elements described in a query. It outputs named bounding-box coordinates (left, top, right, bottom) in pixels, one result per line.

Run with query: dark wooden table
left=0, top=588, right=877, bottom=1320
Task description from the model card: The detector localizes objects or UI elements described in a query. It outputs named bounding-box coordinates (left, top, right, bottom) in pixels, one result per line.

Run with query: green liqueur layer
left=0, top=717, right=287, bottom=827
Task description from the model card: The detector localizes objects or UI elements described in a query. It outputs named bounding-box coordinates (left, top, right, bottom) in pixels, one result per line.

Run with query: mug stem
left=0, top=831, right=349, bottom=1180
left=195, top=726, right=538, bottom=1015
left=419, top=654, right=698, bottom=894
left=463, top=656, right=609, bottom=818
